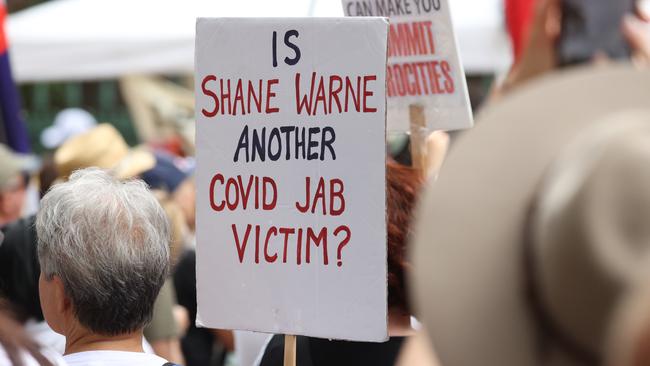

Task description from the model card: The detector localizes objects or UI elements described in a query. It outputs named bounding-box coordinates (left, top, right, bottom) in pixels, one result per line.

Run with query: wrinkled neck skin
left=388, top=309, right=414, bottom=337
left=63, top=321, right=144, bottom=355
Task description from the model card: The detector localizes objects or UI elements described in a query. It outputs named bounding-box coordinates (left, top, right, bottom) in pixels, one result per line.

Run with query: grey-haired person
left=36, top=168, right=177, bottom=366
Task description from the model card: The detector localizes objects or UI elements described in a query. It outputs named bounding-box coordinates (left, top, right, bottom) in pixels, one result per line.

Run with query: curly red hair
left=386, top=159, right=424, bottom=315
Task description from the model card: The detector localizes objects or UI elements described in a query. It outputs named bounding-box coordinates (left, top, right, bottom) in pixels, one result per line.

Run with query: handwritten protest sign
left=343, top=0, right=473, bottom=132
left=195, top=18, right=389, bottom=342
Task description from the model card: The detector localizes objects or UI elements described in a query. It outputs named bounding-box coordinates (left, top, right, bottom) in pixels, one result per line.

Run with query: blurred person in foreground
left=36, top=168, right=175, bottom=366
left=409, top=66, right=650, bottom=366
left=497, top=0, right=650, bottom=96
left=256, top=160, right=424, bottom=366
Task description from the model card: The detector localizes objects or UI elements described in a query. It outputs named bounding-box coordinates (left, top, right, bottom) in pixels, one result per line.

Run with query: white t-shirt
left=23, top=320, right=156, bottom=356
left=63, top=351, right=170, bottom=366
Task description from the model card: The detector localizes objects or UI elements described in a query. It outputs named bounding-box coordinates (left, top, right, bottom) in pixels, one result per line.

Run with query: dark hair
left=386, top=160, right=424, bottom=315
left=0, top=216, right=43, bottom=323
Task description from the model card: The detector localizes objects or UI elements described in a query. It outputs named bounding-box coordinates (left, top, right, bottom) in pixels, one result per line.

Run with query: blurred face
left=0, top=174, right=27, bottom=225
left=38, top=273, right=68, bottom=335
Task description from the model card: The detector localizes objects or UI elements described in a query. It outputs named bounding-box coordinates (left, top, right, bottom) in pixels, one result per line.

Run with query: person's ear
left=39, top=273, right=70, bottom=334
left=50, top=276, right=71, bottom=316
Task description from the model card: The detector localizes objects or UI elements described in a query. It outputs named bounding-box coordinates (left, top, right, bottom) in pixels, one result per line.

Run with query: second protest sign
left=343, top=0, right=473, bottom=132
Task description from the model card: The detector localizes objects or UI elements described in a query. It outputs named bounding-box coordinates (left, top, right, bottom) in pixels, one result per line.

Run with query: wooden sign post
left=409, top=104, right=428, bottom=175
left=409, top=104, right=451, bottom=178
left=284, top=335, right=297, bottom=366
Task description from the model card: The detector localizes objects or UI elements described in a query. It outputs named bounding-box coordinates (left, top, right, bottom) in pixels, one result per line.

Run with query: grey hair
left=36, top=168, right=170, bottom=336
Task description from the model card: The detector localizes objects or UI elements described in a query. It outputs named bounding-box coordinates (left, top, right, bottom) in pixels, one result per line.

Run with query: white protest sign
left=343, top=0, right=473, bottom=132
left=195, top=18, right=389, bottom=342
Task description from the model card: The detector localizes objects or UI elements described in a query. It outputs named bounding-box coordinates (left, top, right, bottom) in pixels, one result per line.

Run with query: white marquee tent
left=7, top=0, right=512, bottom=83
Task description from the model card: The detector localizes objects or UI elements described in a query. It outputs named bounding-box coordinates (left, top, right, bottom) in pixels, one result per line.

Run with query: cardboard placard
left=342, top=0, right=473, bottom=132
left=195, top=18, right=389, bottom=342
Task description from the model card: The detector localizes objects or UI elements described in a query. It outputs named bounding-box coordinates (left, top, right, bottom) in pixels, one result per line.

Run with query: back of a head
left=410, top=66, right=650, bottom=366
left=36, top=168, right=170, bottom=336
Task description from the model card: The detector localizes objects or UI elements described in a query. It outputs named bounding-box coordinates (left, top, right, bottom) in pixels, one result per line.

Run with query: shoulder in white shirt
left=63, top=351, right=170, bottom=366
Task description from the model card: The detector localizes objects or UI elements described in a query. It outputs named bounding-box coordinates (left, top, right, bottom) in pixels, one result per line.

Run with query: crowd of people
left=1, top=0, right=650, bottom=366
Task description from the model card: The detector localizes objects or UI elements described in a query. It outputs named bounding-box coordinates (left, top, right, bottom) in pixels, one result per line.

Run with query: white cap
left=40, top=108, right=97, bottom=149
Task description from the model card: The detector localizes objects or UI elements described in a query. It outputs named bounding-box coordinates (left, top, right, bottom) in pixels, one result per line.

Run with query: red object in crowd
left=149, top=136, right=186, bottom=157
left=0, top=1, right=7, bottom=54
left=505, top=0, right=537, bottom=64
